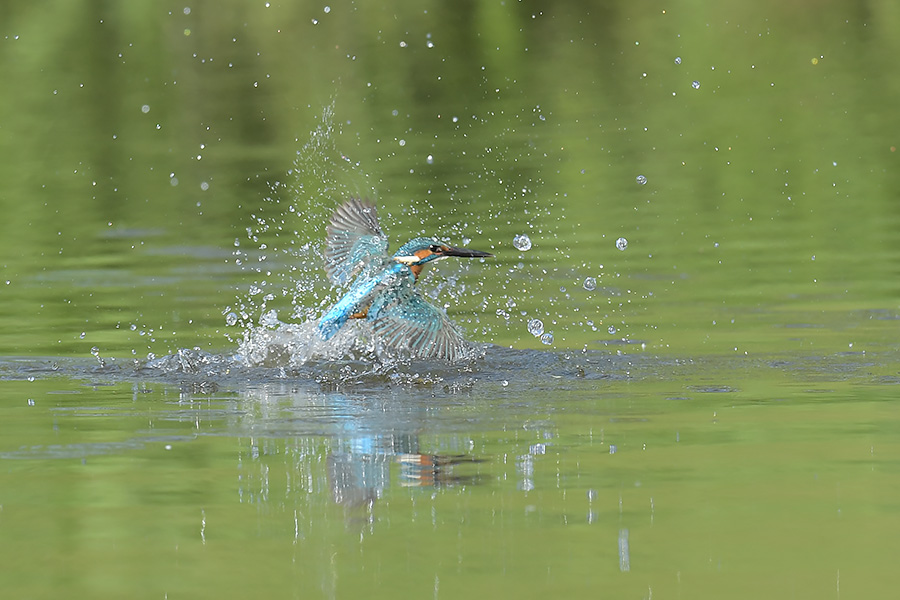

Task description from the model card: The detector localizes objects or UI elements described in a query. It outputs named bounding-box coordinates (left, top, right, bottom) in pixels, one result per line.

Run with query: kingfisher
left=318, top=198, right=492, bottom=361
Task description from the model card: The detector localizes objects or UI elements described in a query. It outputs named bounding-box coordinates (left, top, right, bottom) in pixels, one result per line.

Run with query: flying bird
left=318, top=198, right=492, bottom=361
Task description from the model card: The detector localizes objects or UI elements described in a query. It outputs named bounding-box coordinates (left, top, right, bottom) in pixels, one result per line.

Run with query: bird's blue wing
left=319, top=262, right=405, bottom=340
left=369, top=288, right=474, bottom=362
left=325, top=198, right=389, bottom=286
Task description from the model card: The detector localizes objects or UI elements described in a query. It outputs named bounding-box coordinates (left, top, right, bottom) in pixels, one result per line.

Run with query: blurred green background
left=2, top=0, right=898, bottom=359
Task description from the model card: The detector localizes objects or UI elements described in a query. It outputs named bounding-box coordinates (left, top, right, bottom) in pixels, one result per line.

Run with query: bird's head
left=393, top=237, right=492, bottom=278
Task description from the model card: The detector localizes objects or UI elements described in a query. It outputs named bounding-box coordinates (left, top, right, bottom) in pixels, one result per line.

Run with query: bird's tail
left=317, top=311, right=346, bottom=341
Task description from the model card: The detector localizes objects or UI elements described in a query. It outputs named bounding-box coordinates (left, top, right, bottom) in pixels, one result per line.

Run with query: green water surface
left=2, top=2, right=900, bottom=598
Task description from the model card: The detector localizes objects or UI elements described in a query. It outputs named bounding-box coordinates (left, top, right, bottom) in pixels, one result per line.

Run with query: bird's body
left=318, top=198, right=491, bottom=361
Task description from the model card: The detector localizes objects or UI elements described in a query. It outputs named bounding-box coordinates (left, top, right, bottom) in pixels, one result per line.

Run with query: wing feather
left=324, top=198, right=389, bottom=286
left=370, top=291, right=473, bottom=362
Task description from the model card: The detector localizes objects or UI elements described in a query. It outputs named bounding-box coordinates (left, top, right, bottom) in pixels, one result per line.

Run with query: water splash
left=221, top=102, right=382, bottom=365
left=215, top=104, right=497, bottom=367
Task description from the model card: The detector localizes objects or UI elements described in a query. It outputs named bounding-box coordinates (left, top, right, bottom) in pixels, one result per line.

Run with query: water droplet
left=513, top=234, right=532, bottom=251
left=79, top=332, right=86, bottom=339
left=90, top=346, right=100, bottom=356
left=260, top=310, right=279, bottom=328
left=540, top=332, right=554, bottom=345
left=527, top=318, right=544, bottom=336
left=674, top=56, right=682, bottom=65
left=426, top=154, right=434, bottom=164
left=27, top=398, right=35, bottom=406
left=141, top=104, right=150, bottom=113
left=691, top=80, right=701, bottom=89
left=635, top=174, right=647, bottom=185
left=225, top=312, right=238, bottom=326
left=616, top=237, right=628, bottom=251
left=609, top=444, right=617, bottom=454
left=583, top=277, right=597, bottom=291
left=501, top=380, right=509, bottom=387
left=608, top=325, right=617, bottom=335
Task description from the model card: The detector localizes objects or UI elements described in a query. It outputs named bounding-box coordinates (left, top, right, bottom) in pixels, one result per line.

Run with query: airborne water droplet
left=527, top=318, right=544, bottom=336
left=583, top=277, right=597, bottom=291
left=691, top=80, right=701, bottom=89
left=635, top=174, right=647, bottom=185
left=616, top=237, right=628, bottom=251
left=513, top=234, right=532, bottom=252
left=540, top=332, right=554, bottom=345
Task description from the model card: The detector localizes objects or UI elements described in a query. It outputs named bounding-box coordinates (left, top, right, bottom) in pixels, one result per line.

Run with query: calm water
left=3, top=2, right=900, bottom=598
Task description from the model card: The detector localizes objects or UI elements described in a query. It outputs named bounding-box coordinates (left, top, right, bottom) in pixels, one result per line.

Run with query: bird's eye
left=429, top=244, right=442, bottom=253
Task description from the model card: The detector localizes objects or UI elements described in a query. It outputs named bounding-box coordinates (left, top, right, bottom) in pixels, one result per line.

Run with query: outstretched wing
left=325, top=198, right=389, bottom=286
left=370, top=290, right=474, bottom=362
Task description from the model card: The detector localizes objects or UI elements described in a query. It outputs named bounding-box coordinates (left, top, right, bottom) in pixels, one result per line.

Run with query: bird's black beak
left=442, top=246, right=493, bottom=258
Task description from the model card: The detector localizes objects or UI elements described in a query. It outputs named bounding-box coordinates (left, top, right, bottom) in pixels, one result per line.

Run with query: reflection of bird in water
left=318, top=198, right=492, bottom=361
left=326, top=432, right=487, bottom=519
left=397, top=453, right=487, bottom=488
